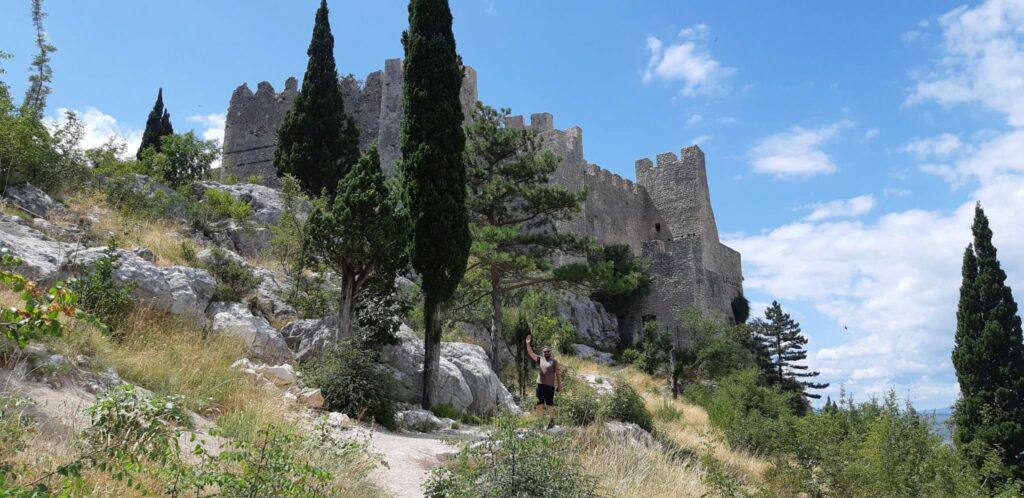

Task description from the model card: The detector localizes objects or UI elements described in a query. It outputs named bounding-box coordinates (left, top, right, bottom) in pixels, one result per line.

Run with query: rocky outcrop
left=0, top=219, right=73, bottom=282
left=603, top=421, right=658, bottom=449
left=280, top=316, right=342, bottom=363
left=395, top=409, right=455, bottom=432
left=573, top=344, right=615, bottom=365
left=195, top=181, right=309, bottom=226
left=3, top=183, right=65, bottom=218
left=380, top=326, right=516, bottom=416
left=557, top=294, right=620, bottom=350
left=252, top=268, right=297, bottom=319
left=65, top=248, right=216, bottom=316
left=206, top=302, right=294, bottom=364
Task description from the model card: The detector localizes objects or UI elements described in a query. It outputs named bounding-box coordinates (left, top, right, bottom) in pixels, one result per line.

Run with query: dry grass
left=569, top=424, right=711, bottom=498
left=62, top=190, right=203, bottom=267
left=563, top=356, right=773, bottom=491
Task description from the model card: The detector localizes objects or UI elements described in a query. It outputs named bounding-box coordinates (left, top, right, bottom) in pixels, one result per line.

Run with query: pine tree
left=952, top=203, right=1024, bottom=477
left=460, top=103, right=594, bottom=369
left=751, top=301, right=828, bottom=414
left=400, top=0, right=471, bottom=409
left=137, top=88, right=174, bottom=159
left=303, top=144, right=408, bottom=341
left=274, top=0, right=360, bottom=198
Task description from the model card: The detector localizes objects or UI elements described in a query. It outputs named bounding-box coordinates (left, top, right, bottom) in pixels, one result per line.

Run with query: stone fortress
left=221, top=59, right=743, bottom=346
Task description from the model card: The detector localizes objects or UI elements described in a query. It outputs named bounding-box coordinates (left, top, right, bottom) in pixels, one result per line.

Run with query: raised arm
left=525, top=334, right=539, bottom=362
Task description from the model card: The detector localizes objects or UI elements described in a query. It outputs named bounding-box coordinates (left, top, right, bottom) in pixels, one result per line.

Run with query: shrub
left=100, top=174, right=189, bottom=221
left=620, top=348, right=640, bottom=364
left=424, top=415, right=597, bottom=497
left=139, top=132, right=218, bottom=188
left=202, top=188, right=251, bottom=222
left=603, top=380, right=653, bottom=432
left=590, top=244, right=651, bottom=317
left=302, top=343, right=398, bottom=429
left=558, top=374, right=604, bottom=427
left=203, top=247, right=261, bottom=302
left=68, top=241, right=135, bottom=334
left=284, top=271, right=337, bottom=319
left=0, top=396, right=34, bottom=462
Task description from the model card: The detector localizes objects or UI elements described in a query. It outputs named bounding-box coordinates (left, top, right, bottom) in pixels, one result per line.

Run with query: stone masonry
left=221, top=59, right=742, bottom=347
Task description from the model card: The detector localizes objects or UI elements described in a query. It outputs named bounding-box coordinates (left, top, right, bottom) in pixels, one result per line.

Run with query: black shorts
left=536, top=383, right=556, bottom=406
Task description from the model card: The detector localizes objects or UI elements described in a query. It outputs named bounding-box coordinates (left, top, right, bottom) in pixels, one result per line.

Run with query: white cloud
left=50, top=106, right=143, bottom=158
left=643, top=24, right=735, bottom=97
left=883, top=187, right=912, bottom=198
left=901, top=30, right=925, bottom=43
left=719, top=116, right=739, bottom=125
left=906, top=0, right=1024, bottom=126
left=187, top=112, right=226, bottom=144
left=902, top=133, right=963, bottom=159
left=747, top=121, right=849, bottom=178
left=802, top=194, right=876, bottom=222
left=690, top=134, right=711, bottom=146
left=686, top=113, right=703, bottom=126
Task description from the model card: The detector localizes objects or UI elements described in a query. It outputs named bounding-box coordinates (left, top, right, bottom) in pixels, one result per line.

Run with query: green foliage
left=284, top=271, right=337, bottom=319
left=750, top=301, right=828, bottom=414
left=730, top=293, right=750, bottom=324
left=635, top=321, right=671, bottom=376
left=400, top=0, right=471, bottom=408
left=302, top=343, right=398, bottom=429
left=677, top=308, right=758, bottom=381
left=557, top=373, right=604, bottom=427
left=423, top=415, right=597, bottom=497
left=0, top=396, right=35, bottom=463
left=590, top=244, right=652, bottom=317
left=99, top=174, right=190, bottom=221
left=952, top=203, right=1024, bottom=479
left=653, top=399, right=682, bottom=423
left=620, top=348, right=640, bottom=364
left=304, top=144, right=409, bottom=339
left=136, top=88, right=174, bottom=159
left=461, top=103, right=593, bottom=365
left=685, top=368, right=796, bottom=455
left=198, top=187, right=252, bottom=224
left=603, top=380, right=654, bottom=432
left=68, top=240, right=135, bottom=335
left=139, top=132, right=218, bottom=187
left=203, top=247, right=261, bottom=302
left=274, top=0, right=360, bottom=197
left=513, top=292, right=576, bottom=355
left=83, top=384, right=189, bottom=466
left=0, top=251, right=106, bottom=347
left=268, top=175, right=308, bottom=269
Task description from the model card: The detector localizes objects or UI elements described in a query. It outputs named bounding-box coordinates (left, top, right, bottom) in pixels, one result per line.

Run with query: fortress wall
left=221, top=79, right=298, bottom=185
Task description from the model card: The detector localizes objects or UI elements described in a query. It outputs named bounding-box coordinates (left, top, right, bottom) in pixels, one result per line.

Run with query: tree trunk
left=336, top=270, right=355, bottom=342
left=421, top=297, right=441, bottom=410
left=489, top=270, right=503, bottom=372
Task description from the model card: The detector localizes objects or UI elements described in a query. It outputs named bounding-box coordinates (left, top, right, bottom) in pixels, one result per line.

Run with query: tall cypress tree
left=952, top=203, right=1024, bottom=477
left=400, top=0, right=470, bottom=409
left=752, top=301, right=828, bottom=414
left=137, top=88, right=173, bottom=159
left=274, top=0, right=359, bottom=198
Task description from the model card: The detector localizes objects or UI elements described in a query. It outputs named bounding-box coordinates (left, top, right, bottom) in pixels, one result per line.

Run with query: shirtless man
left=526, top=334, right=561, bottom=428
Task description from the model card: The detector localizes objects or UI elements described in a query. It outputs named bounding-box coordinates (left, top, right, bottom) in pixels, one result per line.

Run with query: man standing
left=526, top=334, right=561, bottom=428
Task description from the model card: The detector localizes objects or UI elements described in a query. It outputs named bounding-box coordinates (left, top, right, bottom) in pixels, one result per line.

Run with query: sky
left=3, top=0, right=1024, bottom=410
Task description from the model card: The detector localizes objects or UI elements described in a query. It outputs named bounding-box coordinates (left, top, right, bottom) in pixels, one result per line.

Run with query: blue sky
left=4, top=0, right=1024, bottom=409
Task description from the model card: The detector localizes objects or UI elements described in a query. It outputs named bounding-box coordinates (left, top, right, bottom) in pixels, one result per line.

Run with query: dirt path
left=348, top=426, right=458, bottom=498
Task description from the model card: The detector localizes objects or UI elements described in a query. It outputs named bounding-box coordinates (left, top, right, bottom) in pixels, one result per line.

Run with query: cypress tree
left=752, top=301, right=828, bottom=414
left=274, top=0, right=359, bottom=198
left=952, top=203, right=1024, bottom=477
left=400, top=0, right=470, bottom=409
left=137, top=88, right=173, bottom=159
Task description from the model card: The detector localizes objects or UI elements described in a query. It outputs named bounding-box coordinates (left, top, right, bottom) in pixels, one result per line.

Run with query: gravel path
left=349, top=426, right=459, bottom=498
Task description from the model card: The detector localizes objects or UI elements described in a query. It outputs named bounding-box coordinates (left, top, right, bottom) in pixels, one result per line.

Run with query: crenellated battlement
left=585, top=163, right=642, bottom=195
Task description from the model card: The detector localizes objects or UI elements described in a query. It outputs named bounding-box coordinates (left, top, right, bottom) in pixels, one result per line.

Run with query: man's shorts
left=536, top=383, right=556, bottom=406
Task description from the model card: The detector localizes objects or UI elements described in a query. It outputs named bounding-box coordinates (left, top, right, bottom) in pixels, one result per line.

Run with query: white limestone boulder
left=380, top=326, right=474, bottom=413
left=65, top=248, right=215, bottom=316
left=0, top=220, right=72, bottom=282
left=440, top=341, right=518, bottom=415
left=206, top=302, right=294, bottom=364
left=3, top=183, right=64, bottom=218
left=603, top=421, right=658, bottom=449
left=557, top=293, right=620, bottom=350
left=573, top=344, right=615, bottom=365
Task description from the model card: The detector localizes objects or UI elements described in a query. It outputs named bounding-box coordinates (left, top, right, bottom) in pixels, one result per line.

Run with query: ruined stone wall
left=222, top=58, right=743, bottom=349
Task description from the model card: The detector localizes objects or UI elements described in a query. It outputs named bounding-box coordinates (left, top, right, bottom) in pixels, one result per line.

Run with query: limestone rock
left=256, top=363, right=298, bottom=386
left=579, top=374, right=614, bottom=395
left=65, top=248, right=215, bottom=316
left=327, top=412, right=352, bottom=429
left=281, top=316, right=341, bottom=363
left=196, top=247, right=248, bottom=267
left=206, top=302, right=294, bottom=364
left=208, top=220, right=274, bottom=258
left=252, top=268, right=296, bottom=319
left=132, top=247, right=156, bottom=263
left=395, top=409, right=454, bottom=432
left=194, top=181, right=302, bottom=225
left=3, top=183, right=64, bottom=218
left=297, top=388, right=324, bottom=409
left=440, top=341, right=518, bottom=415
left=603, top=421, right=657, bottom=449
left=0, top=220, right=72, bottom=282
left=573, top=344, right=615, bottom=366
left=380, top=326, right=474, bottom=413
left=557, top=294, right=620, bottom=351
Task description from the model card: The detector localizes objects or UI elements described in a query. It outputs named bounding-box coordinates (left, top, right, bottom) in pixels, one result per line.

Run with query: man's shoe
left=547, top=419, right=556, bottom=429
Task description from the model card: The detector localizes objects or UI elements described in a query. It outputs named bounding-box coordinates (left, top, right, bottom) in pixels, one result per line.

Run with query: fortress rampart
left=222, top=59, right=743, bottom=346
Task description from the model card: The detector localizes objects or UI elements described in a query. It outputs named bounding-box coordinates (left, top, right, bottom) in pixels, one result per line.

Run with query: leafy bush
left=620, top=348, right=640, bottom=364
left=100, top=174, right=190, bottom=221
left=424, top=415, right=597, bottom=497
left=302, top=343, right=398, bottom=429
left=202, top=188, right=251, bottom=222
left=603, top=380, right=653, bottom=432
left=139, top=131, right=218, bottom=187
left=203, top=247, right=261, bottom=302
left=68, top=241, right=135, bottom=334
left=517, top=292, right=576, bottom=355
left=590, top=244, right=651, bottom=317
left=686, top=368, right=796, bottom=455
left=558, top=373, right=604, bottom=427
left=284, top=271, right=336, bottom=318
